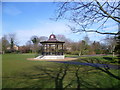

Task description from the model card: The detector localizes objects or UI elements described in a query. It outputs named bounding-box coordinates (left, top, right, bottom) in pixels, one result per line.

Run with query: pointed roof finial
left=48, top=33, right=57, bottom=41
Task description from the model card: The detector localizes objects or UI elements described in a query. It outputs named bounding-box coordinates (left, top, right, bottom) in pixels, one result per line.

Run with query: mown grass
left=2, top=54, right=120, bottom=88
left=65, top=54, right=119, bottom=64
left=74, top=55, right=119, bottom=65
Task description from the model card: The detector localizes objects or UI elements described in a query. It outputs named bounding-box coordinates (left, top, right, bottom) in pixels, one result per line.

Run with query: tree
left=78, top=40, right=90, bottom=55
left=55, top=0, right=119, bottom=35
left=103, top=36, right=117, bottom=55
left=39, top=36, right=48, bottom=42
left=0, top=39, right=2, bottom=53
left=56, top=34, right=73, bottom=53
left=10, top=38, right=14, bottom=51
left=8, top=33, right=18, bottom=52
left=91, top=41, right=103, bottom=54
left=83, top=35, right=91, bottom=45
left=56, top=34, right=72, bottom=43
left=31, top=36, right=39, bottom=44
left=31, top=36, right=40, bottom=53
left=39, top=36, right=48, bottom=54
left=19, top=45, right=31, bottom=53
left=25, top=40, right=32, bottom=53
left=55, top=0, right=120, bottom=57
left=114, top=32, right=120, bottom=62
left=2, top=35, right=10, bottom=53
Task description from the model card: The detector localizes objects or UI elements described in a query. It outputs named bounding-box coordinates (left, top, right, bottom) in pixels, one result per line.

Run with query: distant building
left=7, top=45, right=19, bottom=51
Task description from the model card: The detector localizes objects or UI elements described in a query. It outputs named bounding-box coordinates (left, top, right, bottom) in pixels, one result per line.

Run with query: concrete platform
left=34, top=55, right=65, bottom=59
left=27, top=57, right=77, bottom=61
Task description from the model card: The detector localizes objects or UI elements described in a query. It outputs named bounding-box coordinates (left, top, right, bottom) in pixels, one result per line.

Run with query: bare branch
left=55, top=1, right=119, bottom=35
left=95, top=0, right=120, bottom=23
left=68, top=25, right=118, bottom=35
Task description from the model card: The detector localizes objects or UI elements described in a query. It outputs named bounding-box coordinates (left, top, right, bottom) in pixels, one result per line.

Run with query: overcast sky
left=2, top=1, right=118, bottom=46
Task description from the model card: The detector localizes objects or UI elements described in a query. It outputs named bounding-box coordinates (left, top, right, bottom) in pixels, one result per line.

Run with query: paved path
left=49, top=61, right=120, bottom=69
left=68, top=54, right=112, bottom=58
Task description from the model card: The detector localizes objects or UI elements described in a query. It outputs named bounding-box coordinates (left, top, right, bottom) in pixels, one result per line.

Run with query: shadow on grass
left=17, top=64, right=100, bottom=88
left=18, top=63, right=120, bottom=89
left=3, top=62, right=120, bottom=88
left=75, top=58, right=120, bottom=80
left=103, top=56, right=120, bottom=63
left=102, top=57, right=113, bottom=61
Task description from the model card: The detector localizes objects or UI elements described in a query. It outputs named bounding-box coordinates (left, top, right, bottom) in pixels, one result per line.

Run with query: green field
left=2, top=54, right=120, bottom=88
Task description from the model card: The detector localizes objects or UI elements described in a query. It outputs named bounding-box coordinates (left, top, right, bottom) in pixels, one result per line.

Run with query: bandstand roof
left=40, top=34, right=65, bottom=44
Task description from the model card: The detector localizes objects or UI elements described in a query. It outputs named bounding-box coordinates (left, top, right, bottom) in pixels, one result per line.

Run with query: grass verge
left=2, top=54, right=120, bottom=88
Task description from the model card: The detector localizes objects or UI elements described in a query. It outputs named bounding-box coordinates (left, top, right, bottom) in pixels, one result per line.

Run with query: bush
left=65, top=51, right=72, bottom=55
left=71, top=51, right=79, bottom=55
left=5, top=50, right=20, bottom=54
left=5, top=50, right=12, bottom=53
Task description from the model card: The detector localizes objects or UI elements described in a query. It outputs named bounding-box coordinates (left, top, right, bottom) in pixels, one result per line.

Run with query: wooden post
left=50, top=44, right=52, bottom=55
left=62, top=44, right=63, bottom=55
left=44, top=44, right=46, bottom=55
left=49, top=44, right=50, bottom=55
left=43, top=44, right=45, bottom=55
left=55, top=44, right=56, bottom=55
left=57, top=44, right=58, bottom=55
left=46, top=44, right=47, bottom=55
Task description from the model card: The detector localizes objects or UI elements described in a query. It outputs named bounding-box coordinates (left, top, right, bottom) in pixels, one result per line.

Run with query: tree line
left=0, top=33, right=117, bottom=56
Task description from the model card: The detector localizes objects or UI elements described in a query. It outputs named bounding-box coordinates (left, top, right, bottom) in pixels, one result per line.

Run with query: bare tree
left=31, top=36, right=40, bottom=53
left=1, top=35, right=10, bottom=53
left=39, top=36, right=48, bottom=42
left=55, top=0, right=120, bottom=35
left=8, top=33, right=18, bottom=52
left=0, top=39, right=2, bottom=53
left=83, top=35, right=91, bottom=45
left=104, top=36, right=117, bottom=56
left=56, top=34, right=73, bottom=52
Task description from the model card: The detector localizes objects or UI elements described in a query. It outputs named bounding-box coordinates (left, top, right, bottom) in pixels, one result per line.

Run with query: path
left=68, top=54, right=112, bottom=58
left=48, top=61, right=120, bottom=69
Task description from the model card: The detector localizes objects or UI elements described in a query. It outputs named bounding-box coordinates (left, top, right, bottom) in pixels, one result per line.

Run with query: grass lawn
left=75, top=55, right=120, bottom=65
left=2, top=54, right=120, bottom=88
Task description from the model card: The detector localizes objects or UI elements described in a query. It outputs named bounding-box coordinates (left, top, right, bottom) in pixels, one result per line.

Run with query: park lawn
left=2, top=54, right=120, bottom=88
left=65, top=54, right=120, bottom=65
left=74, top=55, right=120, bottom=65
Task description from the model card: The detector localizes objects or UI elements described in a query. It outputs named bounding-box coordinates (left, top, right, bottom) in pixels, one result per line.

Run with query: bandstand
left=35, top=34, right=65, bottom=59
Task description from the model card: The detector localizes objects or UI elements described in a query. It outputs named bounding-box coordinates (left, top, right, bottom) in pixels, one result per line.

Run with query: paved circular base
left=27, top=58, right=77, bottom=61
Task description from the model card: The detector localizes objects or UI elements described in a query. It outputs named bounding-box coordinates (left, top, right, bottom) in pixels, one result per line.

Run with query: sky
left=2, top=1, right=118, bottom=46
